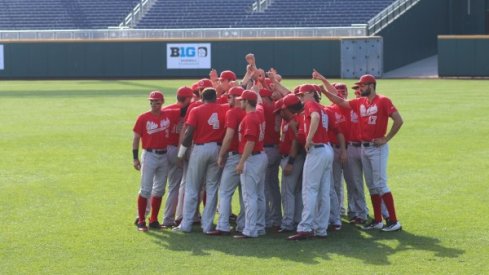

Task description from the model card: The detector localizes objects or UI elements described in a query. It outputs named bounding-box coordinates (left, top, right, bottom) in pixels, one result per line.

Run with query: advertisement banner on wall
left=167, top=43, right=211, bottom=69
left=0, top=45, right=4, bottom=70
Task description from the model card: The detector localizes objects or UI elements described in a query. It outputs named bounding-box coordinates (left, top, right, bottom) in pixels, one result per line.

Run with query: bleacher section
left=137, top=0, right=395, bottom=29
left=137, top=0, right=256, bottom=29
left=0, top=0, right=139, bottom=30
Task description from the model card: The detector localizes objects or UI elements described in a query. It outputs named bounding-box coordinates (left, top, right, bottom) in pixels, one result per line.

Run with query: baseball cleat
left=161, top=223, right=176, bottom=229
left=206, top=230, right=231, bottom=236
left=233, top=233, right=252, bottom=239
left=327, top=224, right=342, bottom=232
left=148, top=221, right=164, bottom=230
left=362, top=220, right=384, bottom=230
left=287, top=231, right=314, bottom=241
left=137, top=222, right=148, bottom=232
left=381, top=221, right=402, bottom=232
left=277, top=228, right=294, bottom=233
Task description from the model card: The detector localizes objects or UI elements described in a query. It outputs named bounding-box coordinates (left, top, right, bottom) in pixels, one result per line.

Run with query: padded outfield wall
left=438, top=35, right=489, bottom=77
left=0, top=37, right=382, bottom=79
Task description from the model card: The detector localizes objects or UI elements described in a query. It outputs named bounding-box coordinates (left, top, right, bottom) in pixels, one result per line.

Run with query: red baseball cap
left=298, top=84, right=316, bottom=95
left=219, top=70, right=237, bottom=81
left=236, top=90, right=257, bottom=101
left=198, top=78, right=213, bottom=89
left=273, top=98, right=284, bottom=113
left=259, top=88, right=273, bottom=98
left=191, top=82, right=200, bottom=92
left=177, top=86, right=194, bottom=98
left=148, top=90, right=164, bottom=100
left=355, top=74, right=376, bottom=85
left=293, top=85, right=301, bottom=95
left=333, top=83, right=347, bottom=99
left=283, top=94, right=301, bottom=108
left=228, top=86, right=244, bottom=97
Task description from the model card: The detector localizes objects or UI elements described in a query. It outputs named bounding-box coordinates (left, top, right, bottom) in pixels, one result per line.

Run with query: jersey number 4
left=207, top=112, right=220, bottom=129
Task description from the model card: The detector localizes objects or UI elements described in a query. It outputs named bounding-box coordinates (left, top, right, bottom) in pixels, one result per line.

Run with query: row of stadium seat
left=0, top=0, right=395, bottom=30
left=0, top=0, right=139, bottom=30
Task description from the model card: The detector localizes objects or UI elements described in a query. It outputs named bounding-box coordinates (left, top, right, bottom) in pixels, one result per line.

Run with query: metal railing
left=252, top=0, right=274, bottom=13
left=367, top=0, right=421, bottom=35
left=119, top=0, right=157, bottom=28
left=0, top=26, right=368, bottom=41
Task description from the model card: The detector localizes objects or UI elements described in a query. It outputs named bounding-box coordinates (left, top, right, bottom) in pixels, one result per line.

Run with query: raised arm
left=312, top=69, right=350, bottom=109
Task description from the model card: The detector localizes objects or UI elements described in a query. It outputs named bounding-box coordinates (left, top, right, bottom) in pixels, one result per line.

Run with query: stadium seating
left=0, top=0, right=140, bottom=30
left=0, top=0, right=396, bottom=30
left=137, top=0, right=395, bottom=29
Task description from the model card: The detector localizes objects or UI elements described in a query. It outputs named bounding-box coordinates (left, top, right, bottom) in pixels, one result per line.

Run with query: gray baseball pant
left=297, top=144, right=333, bottom=237
left=264, top=146, right=282, bottom=227
left=179, top=143, right=220, bottom=233
left=279, top=153, right=305, bottom=231
left=241, top=152, right=268, bottom=237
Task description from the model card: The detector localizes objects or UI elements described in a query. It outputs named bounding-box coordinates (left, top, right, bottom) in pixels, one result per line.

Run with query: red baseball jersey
left=348, top=108, right=361, bottom=142
left=238, top=110, right=265, bottom=154
left=185, top=103, right=226, bottom=144
left=328, top=104, right=350, bottom=144
left=225, top=106, right=246, bottom=152
left=348, top=94, right=397, bottom=141
left=133, top=111, right=171, bottom=149
left=303, top=100, right=330, bottom=144
left=261, top=101, right=280, bottom=145
left=279, top=115, right=302, bottom=155
left=162, top=104, right=183, bottom=146
left=184, top=100, right=203, bottom=122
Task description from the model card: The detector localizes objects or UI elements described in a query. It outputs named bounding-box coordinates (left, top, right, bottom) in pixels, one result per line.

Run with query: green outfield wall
left=438, top=35, right=489, bottom=77
left=0, top=39, right=342, bottom=79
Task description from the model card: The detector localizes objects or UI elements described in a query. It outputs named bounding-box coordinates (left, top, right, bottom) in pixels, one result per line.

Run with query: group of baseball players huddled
left=131, top=53, right=404, bottom=240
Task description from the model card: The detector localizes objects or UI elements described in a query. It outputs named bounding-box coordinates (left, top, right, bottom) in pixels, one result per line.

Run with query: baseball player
left=260, top=88, right=283, bottom=230
left=288, top=85, right=334, bottom=240
left=174, top=79, right=214, bottom=225
left=233, top=90, right=268, bottom=239
left=132, top=91, right=171, bottom=232
left=174, top=88, right=226, bottom=233
left=210, top=70, right=238, bottom=104
left=277, top=94, right=306, bottom=233
left=342, top=84, right=370, bottom=224
left=160, top=86, right=194, bottom=228
left=207, top=86, right=247, bottom=235
left=314, top=70, right=404, bottom=232
left=322, top=97, right=347, bottom=231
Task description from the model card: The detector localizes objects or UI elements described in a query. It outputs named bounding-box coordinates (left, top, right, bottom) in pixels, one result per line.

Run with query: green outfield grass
left=1, top=78, right=488, bottom=274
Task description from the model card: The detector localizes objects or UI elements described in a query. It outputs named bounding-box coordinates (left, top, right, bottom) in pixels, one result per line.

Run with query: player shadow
left=146, top=222, right=464, bottom=265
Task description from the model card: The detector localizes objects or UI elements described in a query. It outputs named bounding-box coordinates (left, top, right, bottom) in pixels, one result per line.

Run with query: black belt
left=349, top=142, right=362, bottom=147
left=146, top=149, right=167, bottom=155
left=264, top=144, right=276, bottom=148
left=361, top=142, right=375, bottom=147
left=195, top=142, right=222, bottom=146
left=229, top=151, right=239, bottom=156
left=251, top=151, right=262, bottom=155
left=313, top=144, right=325, bottom=148
left=332, top=144, right=347, bottom=149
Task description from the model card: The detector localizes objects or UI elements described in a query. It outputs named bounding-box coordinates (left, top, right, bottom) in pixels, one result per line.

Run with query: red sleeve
left=348, top=98, right=360, bottom=112
left=185, top=107, right=198, bottom=127
left=133, top=115, right=145, bottom=136
left=383, top=97, right=397, bottom=116
left=225, top=109, right=240, bottom=130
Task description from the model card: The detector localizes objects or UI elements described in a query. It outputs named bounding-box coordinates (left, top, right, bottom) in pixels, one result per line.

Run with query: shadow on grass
left=146, top=222, right=464, bottom=265
left=0, top=80, right=180, bottom=98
